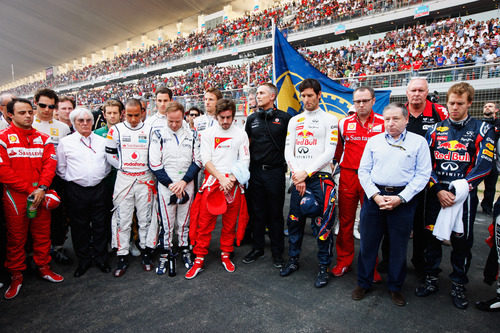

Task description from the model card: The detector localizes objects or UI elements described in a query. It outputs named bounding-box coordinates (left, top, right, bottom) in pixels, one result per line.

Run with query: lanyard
left=80, top=136, right=96, bottom=154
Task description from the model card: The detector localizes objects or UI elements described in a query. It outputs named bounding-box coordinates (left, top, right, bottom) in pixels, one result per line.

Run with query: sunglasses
left=38, top=103, right=56, bottom=109
left=189, top=113, right=200, bottom=117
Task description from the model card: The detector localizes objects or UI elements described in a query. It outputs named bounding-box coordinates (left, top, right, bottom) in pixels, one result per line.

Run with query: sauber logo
left=8, top=134, right=18, bottom=143
left=214, top=137, right=231, bottom=149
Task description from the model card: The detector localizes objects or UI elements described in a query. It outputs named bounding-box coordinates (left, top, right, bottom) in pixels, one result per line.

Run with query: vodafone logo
left=130, top=151, right=139, bottom=161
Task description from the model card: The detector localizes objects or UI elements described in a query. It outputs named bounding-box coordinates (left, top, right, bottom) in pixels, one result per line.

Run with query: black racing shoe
left=181, top=248, right=193, bottom=269
left=314, top=264, right=329, bottom=288
left=113, top=256, right=129, bottom=277
left=450, top=282, right=469, bottom=309
left=51, top=248, right=73, bottom=266
left=272, top=255, right=285, bottom=269
left=415, top=275, right=439, bottom=297
left=280, top=257, right=299, bottom=277
left=141, top=251, right=153, bottom=272
left=242, top=249, right=264, bottom=264
left=475, top=295, right=500, bottom=312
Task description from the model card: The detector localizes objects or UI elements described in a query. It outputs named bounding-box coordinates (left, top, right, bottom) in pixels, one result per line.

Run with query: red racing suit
left=192, top=123, right=250, bottom=257
left=334, top=111, right=385, bottom=267
left=0, top=124, right=57, bottom=272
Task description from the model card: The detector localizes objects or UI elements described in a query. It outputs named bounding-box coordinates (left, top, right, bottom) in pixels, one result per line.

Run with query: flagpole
left=272, top=19, right=276, bottom=85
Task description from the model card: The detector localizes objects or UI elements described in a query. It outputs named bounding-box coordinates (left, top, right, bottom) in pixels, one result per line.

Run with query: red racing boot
left=39, top=265, right=64, bottom=283
left=4, top=272, right=23, bottom=300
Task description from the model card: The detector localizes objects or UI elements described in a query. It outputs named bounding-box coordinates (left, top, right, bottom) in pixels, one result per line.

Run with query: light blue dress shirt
left=358, top=130, right=432, bottom=202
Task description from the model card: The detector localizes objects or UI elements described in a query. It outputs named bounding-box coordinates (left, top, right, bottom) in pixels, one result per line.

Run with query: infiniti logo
left=298, top=146, right=309, bottom=154
left=441, top=162, right=459, bottom=171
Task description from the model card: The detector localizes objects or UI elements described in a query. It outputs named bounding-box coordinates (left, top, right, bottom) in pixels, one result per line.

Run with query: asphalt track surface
left=1, top=203, right=499, bottom=332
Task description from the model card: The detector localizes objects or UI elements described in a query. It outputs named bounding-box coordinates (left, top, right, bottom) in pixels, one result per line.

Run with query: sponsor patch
left=372, top=124, right=383, bottom=132
left=33, top=137, right=43, bottom=145
left=347, top=123, right=356, bottom=131
left=8, top=134, right=19, bottom=143
left=483, top=149, right=494, bottom=158
left=50, top=128, right=59, bottom=136
left=296, top=125, right=304, bottom=131
left=486, top=143, right=494, bottom=151
left=436, top=126, right=449, bottom=132
left=297, top=117, right=305, bottom=123
left=214, top=137, right=231, bottom=149
left=436, top=136, right=447, bottom=141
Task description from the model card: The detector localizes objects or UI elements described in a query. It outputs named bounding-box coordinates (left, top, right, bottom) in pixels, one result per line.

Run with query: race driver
left=149, top=101, right=201, bottom=274
left=333, top=86, right=385, bottom=278
left=0, top=98, right=64, bottom=300
left=185, top=98, right=250, bottom=279
left=416, top=82, right=495, bottom=309
left=106, top=98, right=157, bottom=277
left=282, top=78, right=339, bottom=288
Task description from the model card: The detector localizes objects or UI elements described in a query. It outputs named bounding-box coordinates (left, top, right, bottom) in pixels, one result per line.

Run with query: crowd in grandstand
left=4, top=0, right=439, bottom=98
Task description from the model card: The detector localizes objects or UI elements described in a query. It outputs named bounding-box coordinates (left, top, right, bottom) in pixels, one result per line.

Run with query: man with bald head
left=0, top=93, right=15, bottom=130
left=400, top=77, right=448, bottom=274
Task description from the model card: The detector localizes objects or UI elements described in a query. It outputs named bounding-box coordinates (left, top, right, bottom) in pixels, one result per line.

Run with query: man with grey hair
left=353, top=103, right=431, bottom=306
left=243, top=83, right=291, bottom=268
left=57, top=108, right=111, bottom=278
left=0, top=93, right=15, bottom=129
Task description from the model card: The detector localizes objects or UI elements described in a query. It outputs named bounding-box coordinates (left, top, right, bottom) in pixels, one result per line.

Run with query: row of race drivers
left=0, top=78, right=499, bottom=312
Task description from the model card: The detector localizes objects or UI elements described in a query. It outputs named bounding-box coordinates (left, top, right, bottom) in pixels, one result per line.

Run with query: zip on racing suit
left=424, top=116, right=495, bottom=284
left=0, top=124, right=57, bottom=272
left=284, top=108, right=338, bottom=265
left=149, top=125, right=201, bottom=251
left=106, top=121, right=157, bottom=255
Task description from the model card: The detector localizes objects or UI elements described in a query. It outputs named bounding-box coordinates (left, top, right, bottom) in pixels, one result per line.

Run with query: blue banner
left=273, top=27, right=391, bottom=118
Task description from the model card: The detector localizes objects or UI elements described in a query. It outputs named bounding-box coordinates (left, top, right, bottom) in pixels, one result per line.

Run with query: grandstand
left=1, top=0, right=499, bottom=117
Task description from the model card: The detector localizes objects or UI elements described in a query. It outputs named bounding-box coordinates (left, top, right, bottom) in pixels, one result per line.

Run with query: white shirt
left=32, top=116, right=71, bottom=148
left=57, top=132, right=110, bottom=187
left=200, top=123, right=250, bottom=175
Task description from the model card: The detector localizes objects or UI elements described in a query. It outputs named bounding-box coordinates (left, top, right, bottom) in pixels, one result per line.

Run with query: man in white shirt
left=145, top=87, right=172, bottom=130
left=32, top=89, right=73, bottom=266
left=185, top=99, right=250, bottom=280
left=193, top=88, right=222, bottom=133
left=57, top=108, right=111, bottom=278
left=107, top=99, right=157, bottom=277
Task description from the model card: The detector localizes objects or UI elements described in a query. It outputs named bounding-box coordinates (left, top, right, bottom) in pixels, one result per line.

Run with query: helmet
left=43, top=190, right=61, bottom=210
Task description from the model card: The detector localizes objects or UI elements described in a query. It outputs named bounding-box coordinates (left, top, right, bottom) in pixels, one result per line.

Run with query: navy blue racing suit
left=424, top=116, right=495, bottom=284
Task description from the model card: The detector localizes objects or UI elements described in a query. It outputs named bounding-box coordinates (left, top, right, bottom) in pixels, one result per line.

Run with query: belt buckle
left=385, top=186, right=395, bottom=192
left=262, top=165, right=269, bottom=171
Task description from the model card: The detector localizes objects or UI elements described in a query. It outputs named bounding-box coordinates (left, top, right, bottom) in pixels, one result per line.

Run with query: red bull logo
left=289, top=215, right=299, bottom=222
left=437, top=140, right=468, bottom=151
left=296, top=130, right=317, bottom=146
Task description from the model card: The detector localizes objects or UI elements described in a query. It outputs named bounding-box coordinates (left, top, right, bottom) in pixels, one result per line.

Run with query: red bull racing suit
left=284, top=108, right=338, bottom=265
left=425, top=116, right=495, bottom=284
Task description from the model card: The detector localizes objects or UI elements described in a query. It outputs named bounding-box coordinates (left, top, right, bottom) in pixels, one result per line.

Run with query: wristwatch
left=397, top=194, right=406, bottom=204
left=38, top=185, right=49, bottom=191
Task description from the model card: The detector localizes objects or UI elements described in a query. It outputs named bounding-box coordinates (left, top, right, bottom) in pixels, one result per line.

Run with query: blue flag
left=273, top=27, right=391, bottom=118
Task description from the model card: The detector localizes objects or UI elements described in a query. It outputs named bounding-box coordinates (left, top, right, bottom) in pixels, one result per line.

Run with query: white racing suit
left=106, top=121, right=158, bottom=255
left=149, top=125, right=201, bottom=250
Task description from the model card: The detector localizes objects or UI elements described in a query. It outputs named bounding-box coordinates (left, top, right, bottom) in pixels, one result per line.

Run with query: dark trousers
left=65, top=181, right=109, bottom=266
left=482, top=167, right=498, bottom=211
left=411, top=189, right=427, bottom=270
left=247, top=165, right=286, bottom=256
left=50, top=175, right=69, bottom=247
left=358, top=193, right=417, bottom=291
left=287, top=175, right=333, bottom=266
left=423, top=189, right=478, bottom=284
